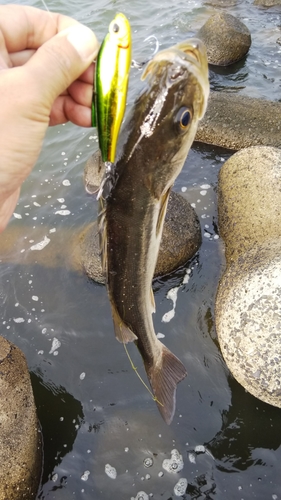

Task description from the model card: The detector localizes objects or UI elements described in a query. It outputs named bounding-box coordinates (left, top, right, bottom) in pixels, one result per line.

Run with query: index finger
left=0, top=4, right=81, bottom=53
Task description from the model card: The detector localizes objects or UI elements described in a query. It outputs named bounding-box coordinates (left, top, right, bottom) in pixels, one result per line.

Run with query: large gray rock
left=196, top=13, right=251, bottom=66
left=80, top=191, right=202, bottom=284
left=216, top=146, right=281, bottom=407
left=0, top=337, right=42, bottom=499
left=196, top=92, right=281, bottom=150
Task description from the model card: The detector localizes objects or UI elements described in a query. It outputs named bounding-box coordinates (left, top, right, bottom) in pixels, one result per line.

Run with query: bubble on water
left=181, top=186, right=187, bottom=192
left=105, top=464, right=117, bottom=479
left=200, top=184, right=211, bottom=189
left=57, top=198, right=65, bottom=203
left=52, top=473, right=58, bottom=482
left=188, top=453, right=196, bottom=464
left=162, top=449, right=184, bottom=473
left=55, top=210, right=71, bottom=216
left=143, top=457, right=153, bottom=468
left=42, top=328, right=47, bottom=334
left=32, top=296, right=39, bottom=302
left=174, top=478, right=188, bottom=497
left=13, top=213, right=22, bottom=219
left=81, top=470, right=90, bottom=481
left=49, top=228, right=56, bottom=233
left=60, top=205, right=67, bottom=209
left=158, top=471, right=164, bottom=477
left=49, top=338, right=61, bottom=354
left=62, top=179, right=71, bottom=186
left=13, top=317, right=25, bottom=323
left=79, top=372, right=86, bottom=380
left=200, top=190, right=207, bottom=196
left=162, top=287, right=179, bottom=323
left=131, top=492, right=149, bottom=500
left=125, top=447, right=129, bottom=452
left=30, top=236, right=50, bottom=251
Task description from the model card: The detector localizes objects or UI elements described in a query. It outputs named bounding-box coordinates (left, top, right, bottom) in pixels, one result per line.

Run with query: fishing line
left=123, top=343, right=163, bottom=407
left=132, top=35, right=159, bottom=69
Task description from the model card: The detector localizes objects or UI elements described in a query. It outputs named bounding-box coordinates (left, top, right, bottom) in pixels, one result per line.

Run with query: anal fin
left=111, top=301, right=138, bottom=343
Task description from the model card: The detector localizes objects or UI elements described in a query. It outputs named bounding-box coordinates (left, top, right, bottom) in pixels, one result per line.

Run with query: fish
left=93, top=13, right=132, bottom=163
left=98, top=38, right=209, bottom=424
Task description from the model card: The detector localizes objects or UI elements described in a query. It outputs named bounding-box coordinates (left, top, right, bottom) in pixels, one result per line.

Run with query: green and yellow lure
left=93, top=13, right=132, bottom=164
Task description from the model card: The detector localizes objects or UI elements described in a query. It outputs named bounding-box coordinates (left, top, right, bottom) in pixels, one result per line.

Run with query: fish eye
left=175, top=107, right=192, bottom=130
left=112, top=23, right=119, bottom=33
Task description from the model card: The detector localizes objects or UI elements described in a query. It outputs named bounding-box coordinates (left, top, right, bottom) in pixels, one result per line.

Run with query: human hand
left=0, top=5, right=99, bottom=232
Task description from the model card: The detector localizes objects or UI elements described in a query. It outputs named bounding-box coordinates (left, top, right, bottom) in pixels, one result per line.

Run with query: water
left=1, top=0, right=281, bottom=498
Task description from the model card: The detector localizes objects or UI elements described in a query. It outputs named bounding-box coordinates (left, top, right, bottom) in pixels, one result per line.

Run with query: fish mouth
left=142, top=38, right=209, bottom=120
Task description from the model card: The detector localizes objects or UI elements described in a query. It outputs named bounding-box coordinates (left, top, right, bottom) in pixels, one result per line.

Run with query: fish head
left=108, top=13, right=131, bottom=49
left=121, top=38, right=209, bottom=197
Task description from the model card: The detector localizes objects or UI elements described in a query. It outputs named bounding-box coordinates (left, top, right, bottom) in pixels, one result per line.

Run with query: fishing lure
left=92, top=13, right=132, bottom=164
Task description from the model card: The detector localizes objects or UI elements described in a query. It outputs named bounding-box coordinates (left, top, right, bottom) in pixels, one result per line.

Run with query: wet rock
left=0, top=337, right=42, bottom=500
left=80, top=191, right=201, bottom=284
left=254, top=0, right=281, bottom=6
left=215, top=146, right=281, bottom=407
left=196, top=13, right=251, bottom=66
left=196, top=91, right=281, bottom=150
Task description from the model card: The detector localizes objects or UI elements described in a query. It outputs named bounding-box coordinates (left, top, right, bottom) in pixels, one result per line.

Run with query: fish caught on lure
left=93, top=13, right=132, bottom=164
left=98, top=38, right=209, bottom=424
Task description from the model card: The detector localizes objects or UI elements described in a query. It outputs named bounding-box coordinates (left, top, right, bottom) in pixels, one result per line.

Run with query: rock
left=196, top=91, right=281, bottom=150
left=196, top=13, right=251, bottom=66
left=254, top=0, right=281, bottom=6
left=0, top=337, right=42, bottom=500
left=215, top=146, right=281, bottom=407
left=80, top=192, right=201, bottom=284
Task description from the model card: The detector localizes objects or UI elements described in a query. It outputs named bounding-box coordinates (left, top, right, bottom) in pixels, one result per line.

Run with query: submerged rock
left=196, top=13, right=251, bottom=66
left=80, top=191, right=201, bottom=284
left=0, top=337, right=42, bottom=500
left=196, top=92, right=281, bottom=150
left=216, top=146, right=281, bottom=407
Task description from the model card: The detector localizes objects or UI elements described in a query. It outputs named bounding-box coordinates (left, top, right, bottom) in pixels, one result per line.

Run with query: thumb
left=24, top=24, right=99, bottom=113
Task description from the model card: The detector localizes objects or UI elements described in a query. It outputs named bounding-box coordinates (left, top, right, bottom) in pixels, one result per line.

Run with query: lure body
left=94, top=13, right=131, bottom=163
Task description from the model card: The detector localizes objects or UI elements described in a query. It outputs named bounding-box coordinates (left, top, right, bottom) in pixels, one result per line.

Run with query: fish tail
left=146, top=344, right=187, bottom=425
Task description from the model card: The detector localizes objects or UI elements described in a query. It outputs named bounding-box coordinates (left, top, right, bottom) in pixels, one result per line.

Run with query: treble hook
left=131, top=35, right=160, bottom=69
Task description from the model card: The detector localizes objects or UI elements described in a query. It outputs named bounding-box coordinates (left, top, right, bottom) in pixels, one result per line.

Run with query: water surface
left=2, top=0, right=281, bottom=498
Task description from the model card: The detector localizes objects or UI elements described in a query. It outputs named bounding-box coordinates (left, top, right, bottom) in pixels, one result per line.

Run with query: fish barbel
left=94, top=13, right=131, bottom=163
left=99, top=38, right=209, bottom=424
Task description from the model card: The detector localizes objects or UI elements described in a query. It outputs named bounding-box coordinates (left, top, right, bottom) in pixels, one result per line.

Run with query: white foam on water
left=79, top=372, right=86, bottom=380
left=13, top=317, right=25, bottom=323
left=13, top=213, right=22, bottom=219
left=57, top=198, right=65, bottom=203
left=200, top=184, right=211, bottom=189
left=162, top=449, right=184, bottom=473
left=55, top=210, right=70, bottom=216
left=30, top=236, right=50, bottom=251
left=188, top=453, right=196, bottom=464
left=81, top=470, right=90, bottom=481
left=194, top=445, right=205, bottom=453
left=49, top=338, right=61, bottom=354
left=62, top=179, right=71, bottom=186
left=131, top=492, right=149, bottom=500
left=32, top=296, right=39, bottom=301
left=174, top=478, right=188, bottom=497
left=105, top=464, right=117, bottom=479
left=156, top=332, right=165, bottom=339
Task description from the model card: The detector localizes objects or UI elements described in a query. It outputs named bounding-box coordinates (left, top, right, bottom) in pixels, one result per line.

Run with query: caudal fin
left=146, top=344, right=187, bottom=425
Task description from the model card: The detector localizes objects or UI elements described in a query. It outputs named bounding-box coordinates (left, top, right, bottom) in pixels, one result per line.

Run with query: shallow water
left=2, top=0, right=281, bottom=499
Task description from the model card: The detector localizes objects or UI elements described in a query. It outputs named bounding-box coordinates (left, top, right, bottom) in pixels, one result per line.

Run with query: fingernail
left=67, top=25, right=99, bottom=60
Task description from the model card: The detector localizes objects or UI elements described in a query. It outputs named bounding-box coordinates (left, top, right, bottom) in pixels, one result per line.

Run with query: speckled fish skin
left=95, top=13, right=131, bottom=163
left=99, top=39, right=209, bottom=424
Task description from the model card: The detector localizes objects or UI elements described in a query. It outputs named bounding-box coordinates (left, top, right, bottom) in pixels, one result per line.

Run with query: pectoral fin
left=156, top=188, right=171, bottom=237
left=111, top=301, right=138, bottom=343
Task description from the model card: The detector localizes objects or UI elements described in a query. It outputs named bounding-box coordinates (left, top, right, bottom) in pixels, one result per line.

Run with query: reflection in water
left=30, top=371, right=84, bottom=490
left=207, top=377, right=281, bottom=473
